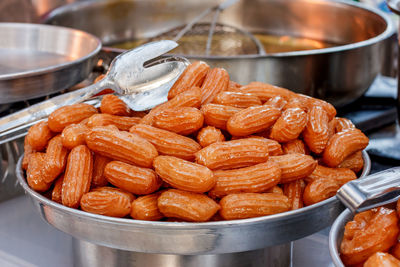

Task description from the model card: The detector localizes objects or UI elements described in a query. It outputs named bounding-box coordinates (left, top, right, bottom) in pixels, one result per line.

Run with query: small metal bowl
left=329, top=165, right=400, bottom=267
left=16, top=151, right=370, bottom=255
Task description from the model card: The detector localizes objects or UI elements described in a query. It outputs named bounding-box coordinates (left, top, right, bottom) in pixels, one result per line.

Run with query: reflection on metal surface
left=0, top=49, right=76, bottom=75
left=367, top=123, right=400, bottom=161
left=0, top=139, right=24, bottom=202
left=73, top=239, right=291, bottom=267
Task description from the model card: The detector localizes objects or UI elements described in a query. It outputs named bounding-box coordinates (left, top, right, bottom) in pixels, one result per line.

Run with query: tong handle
left=337, top=167, right=400, bottom=213
left=0, top=78, right=111, bottom=145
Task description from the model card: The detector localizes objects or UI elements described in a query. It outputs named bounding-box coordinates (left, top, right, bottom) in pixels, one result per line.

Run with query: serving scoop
left=0, top=40, right=189, bottom=144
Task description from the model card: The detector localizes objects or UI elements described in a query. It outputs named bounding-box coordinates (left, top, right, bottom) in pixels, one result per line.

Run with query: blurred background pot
left=43, top=0, right=396, bottom=107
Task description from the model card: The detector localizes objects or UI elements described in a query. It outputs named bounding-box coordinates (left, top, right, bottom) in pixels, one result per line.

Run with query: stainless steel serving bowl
left=16, top=151, right=370, bottom=255
left=43, top=0, right=395, bottom=107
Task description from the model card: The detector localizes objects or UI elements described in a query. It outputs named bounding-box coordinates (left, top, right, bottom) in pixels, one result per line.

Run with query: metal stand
left=72, top=238, right=292, bottom=267
left=367, top=122, right=400, bottom=161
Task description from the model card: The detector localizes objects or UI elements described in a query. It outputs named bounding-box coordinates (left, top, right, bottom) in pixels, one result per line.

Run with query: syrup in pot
left=253, top=34, right=340, bottom=53
left=111, top=33, right=342, bottom=55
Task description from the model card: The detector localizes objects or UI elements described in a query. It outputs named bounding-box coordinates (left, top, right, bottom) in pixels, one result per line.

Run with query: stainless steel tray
left=0, top=23, right=101, bottom=104
left=15, top=151, right=370, bottom=255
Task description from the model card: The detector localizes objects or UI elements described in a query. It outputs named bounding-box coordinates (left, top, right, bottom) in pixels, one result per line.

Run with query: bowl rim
left=328, top=189, right=400, bottom=267
left=16, top=150, right=371, bottom=230
left=328, top=209, right=352, bottom=267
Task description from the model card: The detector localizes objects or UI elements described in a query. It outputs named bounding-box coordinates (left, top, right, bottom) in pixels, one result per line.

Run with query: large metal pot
left=43, top=0, right=395, bottom=107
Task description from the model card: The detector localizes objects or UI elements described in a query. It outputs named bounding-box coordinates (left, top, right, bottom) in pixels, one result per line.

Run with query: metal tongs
left=0, top=40, right=189, bottom=145
left=337, top=167, right=400, bottom=213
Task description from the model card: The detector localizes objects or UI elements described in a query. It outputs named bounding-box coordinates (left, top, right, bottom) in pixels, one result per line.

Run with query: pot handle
left=337, top=167, right=400, bottom=213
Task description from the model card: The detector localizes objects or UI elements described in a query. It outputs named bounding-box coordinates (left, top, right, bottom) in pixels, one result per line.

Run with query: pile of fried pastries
left=23, top=61, right=369, bottom=222
left=340, top=200, right=400, bottom=266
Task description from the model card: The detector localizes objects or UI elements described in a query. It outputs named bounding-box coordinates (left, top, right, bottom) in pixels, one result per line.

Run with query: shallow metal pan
left=0, top=23, right=101, bottom=104
left=43, top=0, right=395, bottom=107
left=16, top=151, right=370, bottom=255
